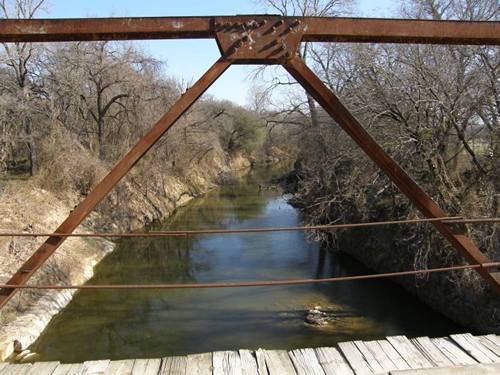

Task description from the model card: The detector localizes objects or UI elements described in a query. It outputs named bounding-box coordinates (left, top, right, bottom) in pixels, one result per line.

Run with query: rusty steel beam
left=301, top=17, right=500, bottom=45
left=282, top=56, right=500, bottom=293
left=0, top=57, right=231, bottom=309
left=0, top=16, right=499, bottom=45
left=0, top=17, right=214, bottom=43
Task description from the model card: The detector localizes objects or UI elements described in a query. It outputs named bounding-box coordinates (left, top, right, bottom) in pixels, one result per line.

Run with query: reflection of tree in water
left=89, top=166, right=281, bottom=288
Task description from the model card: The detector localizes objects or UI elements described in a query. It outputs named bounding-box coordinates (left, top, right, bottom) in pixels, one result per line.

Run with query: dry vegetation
left=259, top=0, right=499, bottom=332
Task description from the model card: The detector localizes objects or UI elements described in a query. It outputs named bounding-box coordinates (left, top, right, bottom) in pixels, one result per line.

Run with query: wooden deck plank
left=353, top=341, right=388, bottom=373
left=255, top=349, right=268, bottom=375
left=131, top=358, right=162, bottom=375
left=430, top=337, right=476, bottom=366
left=25, top=361, right=60, bottom=375
left=80, top=360, right=110, bottom=375
left=104, top=359, right=135, bottom=374
left=478, top=336, right=500, bottom=357
left=450, top=334, right=500, bottom=363
left=386, top=336, right=433, bottom=369
left=186, top=353, right=212, bottom=375
left=389, top=362, right=500, bottom=374
left=376, top=340, right=411, bottom=371
left=0, top=363, right=33, bottom=375
left=161, top=356, right=186, bottom=375
left=239, top=350, right=258, bottom=375
left=362, top=341, right=396, bottom=372
left=213, top=351, right=242, bottom=375
left=289, top=348, right=325, bottom=375
left=52, top=363, right=85, bottom=375
left=315, top=347, right=354, bottom=375
left=4, top=333, right=497, bottom=375
left=488, top=335, right=500, bottom=347
left=410, top=337, right=453, bottom=367
left=338, top=341, right=374, bottom=375
left=262, top=350, right=296, bottom=375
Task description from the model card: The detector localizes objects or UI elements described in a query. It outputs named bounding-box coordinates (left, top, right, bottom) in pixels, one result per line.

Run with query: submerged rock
left=304, top=305, right=339, bottom=327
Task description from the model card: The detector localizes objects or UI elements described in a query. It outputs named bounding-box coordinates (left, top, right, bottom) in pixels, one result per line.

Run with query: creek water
left=30, top=167, right=461, bottom=362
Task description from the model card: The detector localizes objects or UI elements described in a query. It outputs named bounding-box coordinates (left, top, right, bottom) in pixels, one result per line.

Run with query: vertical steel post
left=0, top=58, right=231, bottom=308
left=282, top=56, right=500, bottom=293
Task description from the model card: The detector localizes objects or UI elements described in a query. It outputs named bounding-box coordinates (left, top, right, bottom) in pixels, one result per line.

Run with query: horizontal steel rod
left=0, top=16, right=498, bottom=45
left=0, top=262, right=498, bottom=290
left=444, top=218, right=500, bottom=224
left=4, top=216, right=496, bottom=238
left=2, top=216, right=498, bottom=238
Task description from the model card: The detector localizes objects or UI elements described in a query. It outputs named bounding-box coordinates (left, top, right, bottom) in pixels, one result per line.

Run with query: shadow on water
left=30, top=165, right=463, bottom=363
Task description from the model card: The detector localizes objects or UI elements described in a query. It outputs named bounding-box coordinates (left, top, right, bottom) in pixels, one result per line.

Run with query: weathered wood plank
left=338, top=341, right=374, bottom=375
left=315, top=347, right=353, bottom=375
left=52, top=363, right=85, bottom=375
left=389, top=362, right=500, bottom=374
left=376, top=340, right=411, bottom=371
left=25, top=361, right=60, bottom=375
left=80, top=360, right=110, bottom=375
left=410, top=337, right=453, bottom=367
left=213, top=351, right=242, bottom=375
left=239, top=350, right=258, bottom=375
left=104, top=359, right=135, bottom=375
left=131, top=358, right=162, bottom=375
left=0, top=363, right=33, bottom=375
left=386, top=336, right=433, bottom=369
left=430, top=337, right=476, bottom=366
left=0, top=364, right=6, bottom=372
left=186, top=353, right=212, bottom=375
left=478, top=336, right=500, bottom=357
left=353, top=341, right=388, bottom=373
left=255, top=349, right=268, bottom=375
left=162, top=356, right=186, bottom=375
left=450, top=334, right=500, bottom=363
left=289, top=348, right=325, bottom=375
left=262, top=350, right=296, bottom=375
left=362, top=341, right=395, bottom=372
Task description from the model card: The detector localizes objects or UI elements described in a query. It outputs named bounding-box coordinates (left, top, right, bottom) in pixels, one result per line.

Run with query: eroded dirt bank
left=0, top=153, right=251, bottom=361
left=282, top=164, right=500, bottom=334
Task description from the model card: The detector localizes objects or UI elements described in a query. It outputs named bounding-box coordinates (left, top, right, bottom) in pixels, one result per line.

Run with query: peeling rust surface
left=0, top=16, right=498, bottom=45
left=214, top=16, right=305, bottom=64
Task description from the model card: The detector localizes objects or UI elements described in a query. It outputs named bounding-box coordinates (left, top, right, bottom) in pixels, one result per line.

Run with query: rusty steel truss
left=0, top=15, right=499, bottom=308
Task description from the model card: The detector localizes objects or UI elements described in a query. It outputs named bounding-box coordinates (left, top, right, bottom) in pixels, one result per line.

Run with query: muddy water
left=31, top=168, right=461, bottom=362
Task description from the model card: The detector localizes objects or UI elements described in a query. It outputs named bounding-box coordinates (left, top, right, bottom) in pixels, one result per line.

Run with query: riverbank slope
left=0, top=150, right=251, bottom=361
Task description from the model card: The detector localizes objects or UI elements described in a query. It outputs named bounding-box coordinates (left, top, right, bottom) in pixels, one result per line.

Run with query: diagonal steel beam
left=0, top=16, right=498, bottom=45
left=0, top=57, right=231, bottom=309
left=282, top=56, right=500, bottom=293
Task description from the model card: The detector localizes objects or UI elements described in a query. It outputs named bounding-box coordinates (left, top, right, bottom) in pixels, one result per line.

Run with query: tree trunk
left=25, top=117, right=36, bottom=176
left=493, top=130, right=500, bottom=217
left=98, top=117, right=105, bottom=159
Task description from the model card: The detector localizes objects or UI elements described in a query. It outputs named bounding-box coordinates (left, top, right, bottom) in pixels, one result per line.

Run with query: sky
left=43, top=0, right=398, bottom=106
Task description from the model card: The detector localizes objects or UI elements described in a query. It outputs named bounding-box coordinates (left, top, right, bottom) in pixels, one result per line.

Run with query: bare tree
left=0, top=0, right=47, bottom=175
left=253, top=0, right=352, bottom=133
left=44, top=41, right=161, bottom=160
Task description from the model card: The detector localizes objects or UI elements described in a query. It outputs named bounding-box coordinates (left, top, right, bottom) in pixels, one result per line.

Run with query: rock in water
left=304, top=305, right=338, bottom=327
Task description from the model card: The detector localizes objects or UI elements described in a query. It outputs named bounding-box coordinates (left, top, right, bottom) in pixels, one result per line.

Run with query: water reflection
left=30, top=167, right=461, bottom=363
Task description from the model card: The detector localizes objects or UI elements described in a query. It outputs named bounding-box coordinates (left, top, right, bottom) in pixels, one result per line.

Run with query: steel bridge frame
left=0, top=15, right=499, bottom=308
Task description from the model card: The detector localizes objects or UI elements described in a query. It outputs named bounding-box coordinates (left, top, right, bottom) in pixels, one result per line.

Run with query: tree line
left=0, top=0, right=275, bottom=193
